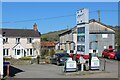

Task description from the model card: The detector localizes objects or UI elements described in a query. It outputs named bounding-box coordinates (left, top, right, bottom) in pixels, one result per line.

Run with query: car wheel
left=102, top=54, right=105, bottom=58
left=108, top=56, right=110, bottom=59
left=56, top=61, right=60, bottom=66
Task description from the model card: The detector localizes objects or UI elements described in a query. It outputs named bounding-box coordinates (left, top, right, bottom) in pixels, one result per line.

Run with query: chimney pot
left=33, top=23, right=37, bottom=31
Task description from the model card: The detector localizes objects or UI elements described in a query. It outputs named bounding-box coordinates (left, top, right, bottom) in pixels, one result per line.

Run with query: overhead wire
left=1, top=10, right=118, bottom=24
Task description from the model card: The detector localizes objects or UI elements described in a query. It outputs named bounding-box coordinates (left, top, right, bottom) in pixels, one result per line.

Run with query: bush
left=3, top=57, right=11, bottom=60
left=19, top=56, right=33, bottom=60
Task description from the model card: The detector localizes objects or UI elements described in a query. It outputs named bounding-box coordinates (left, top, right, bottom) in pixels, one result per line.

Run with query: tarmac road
left=9, top=58, right=119, bottom=78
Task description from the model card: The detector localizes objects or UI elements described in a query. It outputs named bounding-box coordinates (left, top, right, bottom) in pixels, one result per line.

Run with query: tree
left=41, top=37, right=48, bottom=41
left=49, top=49, right=55, bottom=57
left=32, top=40, right=41, bottom=57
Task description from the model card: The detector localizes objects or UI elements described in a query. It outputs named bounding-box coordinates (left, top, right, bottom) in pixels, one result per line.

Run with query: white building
left=58, top=19, right=115, bottom=56
left=1, top=23, right=41, bottom=59
left=0, top=33, right=3, bottom=78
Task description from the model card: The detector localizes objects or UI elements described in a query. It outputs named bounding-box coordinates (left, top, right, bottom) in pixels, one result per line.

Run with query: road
left=9, top=58, right=119, bottom=78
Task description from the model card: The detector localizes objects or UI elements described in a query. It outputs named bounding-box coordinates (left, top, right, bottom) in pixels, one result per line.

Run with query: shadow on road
left=4, top=65, right=24, bottom=77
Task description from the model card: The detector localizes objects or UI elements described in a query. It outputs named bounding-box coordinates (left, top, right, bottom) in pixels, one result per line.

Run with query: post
left=37, top=55, right=40, bottom=64
left=7, top=64, right=10, bottom=77
left=98, top=10, right=100, bottom=22
left=89, top=53, right=92, bottom=70
left=81, top=63, right=84, bottom=71
left=103, top=59, right=106, bottom=71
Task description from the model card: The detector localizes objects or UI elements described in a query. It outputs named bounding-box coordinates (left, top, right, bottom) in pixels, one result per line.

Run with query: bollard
left=103, top=59, right=106, bottom=71
left=37, top=56, right=40, bottom=64
left=7, top=64, right=10, bottom=77
left=89, top=53, right=92, bottom=70
left=81, top=63, right=84, bottom=71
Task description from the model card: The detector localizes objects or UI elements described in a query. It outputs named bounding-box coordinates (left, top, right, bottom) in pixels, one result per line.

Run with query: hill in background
left=41, top=29, right=67, bottom=41
left=41, top=26, right=119, bottom=46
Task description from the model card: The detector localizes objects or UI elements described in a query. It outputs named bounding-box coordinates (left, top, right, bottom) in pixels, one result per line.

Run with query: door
left=17, top=50, right=20, bottom=55
left=16, top=49, right=21, bottom=59
left=24, top=50, right=26, bottom=57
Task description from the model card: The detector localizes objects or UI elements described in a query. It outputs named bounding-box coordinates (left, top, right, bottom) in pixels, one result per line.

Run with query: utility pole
left=98, top=10, right=100, bottom=22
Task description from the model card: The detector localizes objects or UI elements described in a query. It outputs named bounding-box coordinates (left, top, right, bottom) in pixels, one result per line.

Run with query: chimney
left=33, top=23, right=38, bottom=31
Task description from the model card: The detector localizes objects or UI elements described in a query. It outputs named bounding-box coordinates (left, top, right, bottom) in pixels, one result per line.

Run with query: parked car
left=50, top=52, right=70, bottom=66
left=70, top=54, right=89, bottom=63
left=115, top=49, right=120, bottom=60
left=102, top=49, right=116, bottom=59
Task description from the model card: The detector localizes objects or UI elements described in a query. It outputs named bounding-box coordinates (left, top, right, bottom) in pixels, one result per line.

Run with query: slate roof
left=41, top=41, right=56, bottom=47
left=0, top=28, right=41, bottom=37
left=59, top=19, right=115, bottom=36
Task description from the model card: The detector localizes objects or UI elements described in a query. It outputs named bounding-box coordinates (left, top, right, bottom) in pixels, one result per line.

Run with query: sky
left=2, top=2, right=118, bottom=34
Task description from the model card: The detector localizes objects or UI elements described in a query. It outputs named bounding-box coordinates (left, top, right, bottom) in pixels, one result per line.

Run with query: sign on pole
left=76, top=8, right=89, bottom=55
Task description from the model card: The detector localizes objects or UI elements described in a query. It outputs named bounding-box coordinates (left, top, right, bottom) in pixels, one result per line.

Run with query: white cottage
left=1, top=23, right=41, bottom=59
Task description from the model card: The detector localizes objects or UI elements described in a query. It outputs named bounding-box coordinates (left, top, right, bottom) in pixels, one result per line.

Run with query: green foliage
left=49, top=49, right=55, bottom=57
left=41, top=48, right=55, bottom=58
left=41, top=37, right=48, bottom=41
left=108, top=26, right=120, bottom=49
left=4, top=57, right=11, bottom=60
left=41, top=29, right=67, bottom=41
left=19, top=56, right=33, bottom=60
left=41, top=48, right=49, bottom=59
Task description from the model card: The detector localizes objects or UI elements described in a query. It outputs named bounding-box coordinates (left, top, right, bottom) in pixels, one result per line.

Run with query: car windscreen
left=57, top=53, right=70, bottom=57
left=109, top=50, right=114, bottom=52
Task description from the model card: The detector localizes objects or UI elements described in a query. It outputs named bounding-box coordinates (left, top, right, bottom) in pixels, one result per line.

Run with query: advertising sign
left=76, top=8, right=89, bottom=55
left=76, top=8, right=89, bottom=24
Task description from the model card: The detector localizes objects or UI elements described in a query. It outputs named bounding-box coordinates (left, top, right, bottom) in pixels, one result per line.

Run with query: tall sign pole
left=76, top=8, right=89, bottom=55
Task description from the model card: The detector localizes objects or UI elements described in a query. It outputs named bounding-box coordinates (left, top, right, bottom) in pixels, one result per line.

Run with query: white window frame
left=3, top=37, right=8, bottom=44
left=27, top=48, right=33, bottom=56
left=27, top=37, right=33, bottom=43
left=102, top=34, right=108, bottom=38
left=16, top=37, right=20, bottom=44
left=3, top=48, right=9, bottom=56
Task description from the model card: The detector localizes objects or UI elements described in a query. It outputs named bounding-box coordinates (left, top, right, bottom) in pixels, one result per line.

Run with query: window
left=3, top=49, right=9, bottom=56
left=17, top=50, right=20, bottom=55
left=16, top=38, right=20, bottom=44
left=27, top=49, right=29, bottom=55
left=77, top=36, right=85, bottom=42
left=3, top=49, right=5, bottom=55
left=27, top=48, right=33, bottom=56
left=27, top=38, right=33, bottom=43
left=77, top=27, right=85, bottom=34
left=30, top=49, right=33, bottom=55
left=77, top=45, right=85, bottom=52
left=102, top=34, right=108, bottom=38
left=3, top=38, right=8, bottom=44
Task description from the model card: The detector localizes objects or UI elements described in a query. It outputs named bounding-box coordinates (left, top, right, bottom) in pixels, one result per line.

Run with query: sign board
left=91, top=57, right=100, bottom=69
left=79, top=56, right=86, bottom=64
left=76, top=8, right=89, bottom=24
left=76, top=8, right=89, bottom=55
left=64, top=58, right=77, bottom=71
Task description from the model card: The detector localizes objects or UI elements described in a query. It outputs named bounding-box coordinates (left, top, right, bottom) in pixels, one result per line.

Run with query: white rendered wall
left=0, top=34, right=3, bottom=78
